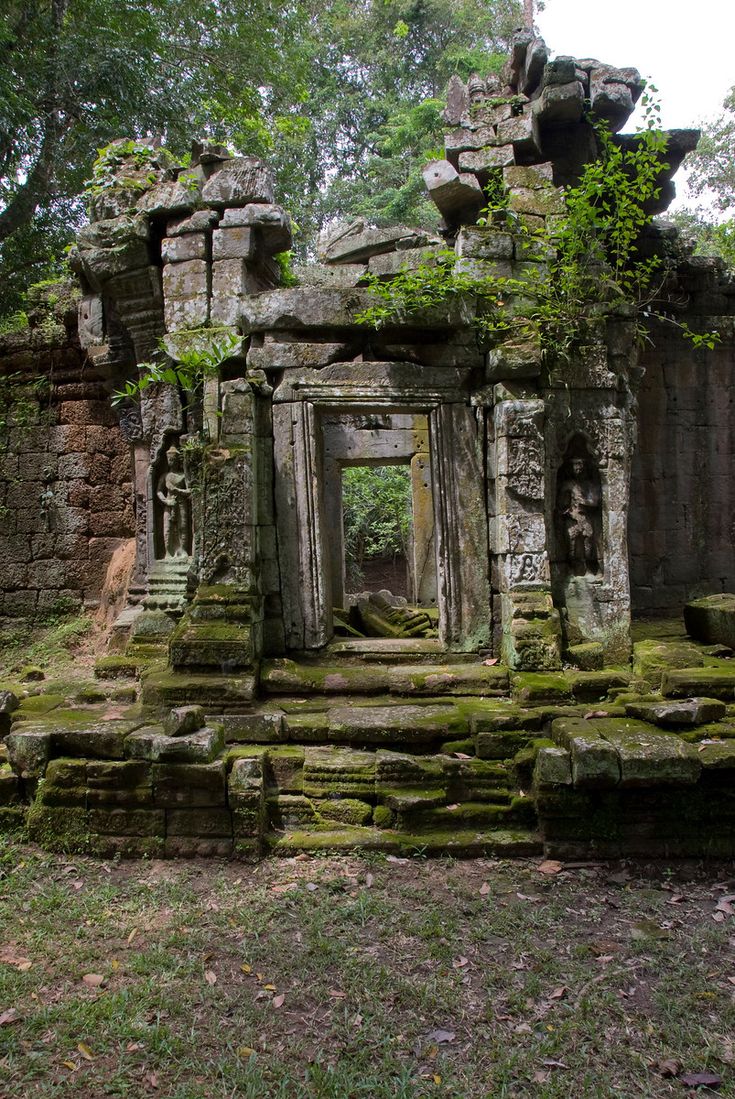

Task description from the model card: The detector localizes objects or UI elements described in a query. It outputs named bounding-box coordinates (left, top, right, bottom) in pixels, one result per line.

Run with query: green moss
left=317, top=798, right=373, bottom=826
left=372, top=804, right=394, bottom=828
left=26, top=802, right=89, bottom=854
left=512, top=672, right=573, bottom=704
left=95, top=655, right=142, bottom=679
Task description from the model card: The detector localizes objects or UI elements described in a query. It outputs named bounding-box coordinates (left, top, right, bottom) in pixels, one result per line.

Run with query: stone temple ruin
left=1, top=33, right=735, bottom=859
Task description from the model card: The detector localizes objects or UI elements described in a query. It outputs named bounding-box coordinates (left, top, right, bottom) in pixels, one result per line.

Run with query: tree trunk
left=524, top=0, right=535, bottom=29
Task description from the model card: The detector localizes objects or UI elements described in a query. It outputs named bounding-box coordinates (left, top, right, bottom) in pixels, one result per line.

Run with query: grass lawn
left=0, top=843, right=734, bottom=1097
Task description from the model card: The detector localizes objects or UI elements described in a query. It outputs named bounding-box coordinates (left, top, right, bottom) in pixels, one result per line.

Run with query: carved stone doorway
left=273, top=369, right=491, bottom=654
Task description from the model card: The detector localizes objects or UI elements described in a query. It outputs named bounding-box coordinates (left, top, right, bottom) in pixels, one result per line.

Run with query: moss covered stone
left=512, top=673, right=573, bottom=704
left=317, top=798, right=373, bottom=826
left=26, top=802, right=89, bottom=853
left=662, top=667, right=735, bottom=701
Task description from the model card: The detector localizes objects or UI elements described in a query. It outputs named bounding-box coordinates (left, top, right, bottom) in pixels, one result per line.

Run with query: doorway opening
left=334, top=457, right=438, bottom=641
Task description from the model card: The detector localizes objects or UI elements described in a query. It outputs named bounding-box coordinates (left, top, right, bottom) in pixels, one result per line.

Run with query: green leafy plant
left=342, top=465, right=413, bottom=589
left=111, top=330, right=241, bottom=406
left=357, top=98, right=720, bottom=360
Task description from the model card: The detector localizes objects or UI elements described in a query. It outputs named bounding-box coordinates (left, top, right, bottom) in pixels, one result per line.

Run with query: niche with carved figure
left=153, top=443, right=192, bottom=560
left=554, top=435, right=603, bottom=579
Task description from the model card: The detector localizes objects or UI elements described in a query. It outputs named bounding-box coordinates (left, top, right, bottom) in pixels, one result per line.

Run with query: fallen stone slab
left=662, top=668, right=735, bottom=701
left=625, top=697, right=727, bottom=727
left=126, top=725, right=224, bottom=764
left=388, top=663, right=509, bottom=697
left=261, top=659, right=390, bottom=695
left=599, top=721, right=701, bottom=787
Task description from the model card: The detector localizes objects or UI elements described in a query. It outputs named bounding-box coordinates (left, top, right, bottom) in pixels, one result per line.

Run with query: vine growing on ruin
left=357, top=96, right=721, bottom=359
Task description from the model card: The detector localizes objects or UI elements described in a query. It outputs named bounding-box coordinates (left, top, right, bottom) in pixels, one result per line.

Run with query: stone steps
left=267, top=826, right=543, bottom=857
left=260, top=658, right=510, bottom=697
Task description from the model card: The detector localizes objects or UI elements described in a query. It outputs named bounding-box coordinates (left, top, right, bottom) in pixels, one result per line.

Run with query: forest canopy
left=0, top=0, right=522, bottom=315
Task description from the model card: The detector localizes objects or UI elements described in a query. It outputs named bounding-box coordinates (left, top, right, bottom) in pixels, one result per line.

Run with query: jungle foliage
left=0, top=0, right=522, bottom=316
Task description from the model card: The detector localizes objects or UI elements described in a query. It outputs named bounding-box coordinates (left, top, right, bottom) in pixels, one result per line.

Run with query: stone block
left=221, top=204, right=292, bottom=253
left=163, top=705, right=206, bottom=737
left=422, top=160, right=484, bottom=222
left=164, top=836, right=233, bottom=858
left=456, top=227, right=513, bottom=261
left=319, top=224, right=427, bottom=264
left=533, top=81, right=585, bottom=126
left=161, top=234, right=207, bottom=262
left=533, top=746, right=572, bottom=788
left=662, top=668, right=735, bottom=701
left=318, top=799, right=373, bottom=826
left=303, top=746, right=376, bottom=798
left=217, top=712, right=285, bottom=743
left=161, top=257, right=208, bottom=300
left=167, top=807, right=233, bottom=836
left=50, top=720, right=139, bottom=760
left=127, top=725, right=224, bottom=764
left=153, top=761, right=227, bottom=807
left=201, top=157, right=275, bottom=207
left=5, top=727, right=51, bottom=778
left=458, top=146, right=515, bottom=176
left=508, top=188, right=564, bottom=217
left=212, top=226, right=255, bottom=261
left=625, top=698, right=727, bottom=727
left=496, top=115, right=539, bottom=160
left=26, top=803, right=89, bottom=853
left=167, top=209, right=220, bottom=236
left=601, top=723, right=701, bottom=788
left=88, top=807, right=165, bottom=836
left=684, top=594, right=735, bottom=648
left=367, top=246, right=441, bottom=279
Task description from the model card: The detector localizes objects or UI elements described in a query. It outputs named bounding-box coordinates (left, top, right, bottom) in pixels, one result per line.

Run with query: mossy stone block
left=475, top=727, right=536, bottom=760
left=153, top=761, right=227, bottom=807
left=625, top=697, right=726, bottom=727
left=26, top=802, right=89, bottom=853
left=0, top=806, right=26, bottom=832
left=566, top=642, right=604, bottom=670
left=89, top=807, right=165, bottom=837
left=696, top=741, right=735, bottom=772
left=261, top=659, right=390, bottom=695
left=512, top=673, right=573, bottom=705
left=551, top=719, right=620, bottom=788
left=633, top=639, right=704, bottom=687
left=0, top=767, right=22, bottom=806
left=94, top=655, right=142, bottom=680
left=50, top=720, right=141, bottom=760
left=167, top=807, right=233, bottom=836
left=569, top=670, right=631, bottom=703
left=662, top=667, right=735, bottom=700
left=141, top=669, right=256, bottom=709
left=318, top=798, right=373, bottom=826
left=387, top=663, right=509, bottom=697
left=684, top=594, right=735, bottom=648
left=217, top=711, right=285, bottom=743
left=5, top=727, right=51, bottom=778
left=268, top=746, right=305, bottom=793
left=126, top=724, right=224, bottom=763
left=533, top=746, right=572, bottom=788
left=372, top=804, right=395, bottom=828
left=467, top=701, right=544, bottom=733
left=600, top=722, right=701, bottom=787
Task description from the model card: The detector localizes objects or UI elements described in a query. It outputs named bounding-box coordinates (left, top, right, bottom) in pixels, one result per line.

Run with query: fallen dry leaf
left=452, top=956, right=469, bottom=969
left=537, top=859, right=563, bottom=875
left=204, top=970, right=217, bottom=986
left=272, top=993, right=285, bottom=1009
left=0, top=949, right=32, bottom=971
left=680, top=1071, right=722, bottom=1089
left=240, top=963, right=252, bottom=974
left=77, top=1042, right=95, bottom=1061
left=483, top=657, right=499, bottom=666
left=426, top=1029, right=455, bottom=1044
left=0, top=1008, right=20, bottom=1026
left=479, top=882, right=491, bottom=896
left=658, top=1058, right=682, bottom=1077
left=548, top=986, right=567, bottom=1000
left=584, top=710, right=609, bottom=719
left=82, top=974, right=105, bottom=988
left=238, top=1047, right=256, bottom=1058
left=365, top=873, right=374, bottom=888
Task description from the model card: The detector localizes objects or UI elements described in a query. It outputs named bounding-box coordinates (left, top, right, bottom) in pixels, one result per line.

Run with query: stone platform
left=3, top=627, right=735, bottom=860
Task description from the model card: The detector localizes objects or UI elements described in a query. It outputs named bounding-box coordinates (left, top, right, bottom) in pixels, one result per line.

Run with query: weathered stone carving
left=556, top=449, right=603, bottom=578
left=156, top=446, right=191, bottom=559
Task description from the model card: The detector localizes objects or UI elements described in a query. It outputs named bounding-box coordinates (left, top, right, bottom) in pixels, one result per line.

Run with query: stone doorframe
left=272, top=362, right=491, bottom=652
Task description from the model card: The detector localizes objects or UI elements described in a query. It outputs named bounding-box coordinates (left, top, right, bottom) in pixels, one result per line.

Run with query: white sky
left=535, top=0, right=735, bottom=208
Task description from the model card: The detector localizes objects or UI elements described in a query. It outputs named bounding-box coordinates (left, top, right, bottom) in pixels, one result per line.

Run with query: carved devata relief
left=155, top=445, right=192, bottom=559
left=555, top=436, right=603, bottom=578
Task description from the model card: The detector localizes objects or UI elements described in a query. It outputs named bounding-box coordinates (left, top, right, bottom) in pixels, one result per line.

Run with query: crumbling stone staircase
left=6, top=629, right=735, bottom=860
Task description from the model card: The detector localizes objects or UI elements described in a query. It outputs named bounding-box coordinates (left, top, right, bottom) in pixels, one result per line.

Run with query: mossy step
left=262, top=659, right=512, bottom=698
left=662, top=667, right=735, bottom=701
left=141, top=669, right=256, bottom=710
left=267, top=826, right=543, bottom=857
